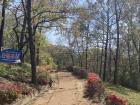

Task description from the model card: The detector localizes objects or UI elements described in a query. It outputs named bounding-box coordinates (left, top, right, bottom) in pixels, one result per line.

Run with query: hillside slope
left=106, top=83, right=140, bottom=105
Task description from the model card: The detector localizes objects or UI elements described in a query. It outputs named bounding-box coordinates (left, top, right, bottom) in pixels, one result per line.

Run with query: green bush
left=6, top=90, right=18, bottom=104
left=37, top=72, right=50, bottom=85
left=0, top=63, right=31, bottom=83
left=72, top=66, right=80, bottom=76
left=66, top=65, right=73, bottom=72
left=71, top=67, right=87, bottom=79
left=0, top=89, right=18, bottom=105
left=78, top=69, right=87, bottom=79
left=0, top=64, right=8, bottom=77
left=21, top=84, right=34, bottom=96
left=120, top=72, right=140, bottom=91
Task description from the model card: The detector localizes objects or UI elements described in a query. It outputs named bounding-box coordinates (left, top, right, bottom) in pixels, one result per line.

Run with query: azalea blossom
left=105, top=94, right=128, bottom=105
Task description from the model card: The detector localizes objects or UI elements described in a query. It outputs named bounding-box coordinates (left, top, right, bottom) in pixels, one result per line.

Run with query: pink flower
left=0, top=82, right=22, bottom=95
left=105, top=94, right=128, bottom=104
left=87, top=73, right=101, bottom=83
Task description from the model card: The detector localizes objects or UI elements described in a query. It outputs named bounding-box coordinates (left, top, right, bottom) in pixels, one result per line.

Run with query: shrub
left=21, top=84, right=34, bottom=96
left=0, top=90, right=18, bottom=104
left=6, top=90, right=18, bottom=104
left=72, top=66, right=80, bottom=76
left=78, top=69, right=87, bottom=79
left=66, top=65, right=73, bottom=72
left=0, top=82, right=22, bottom=95
left=0, top=82, right=22, bottom=104
left=72, top=67, right=87, bottom=78
left=0, top=64, right=31, bottom=83
left=37, top=72, right=49, bottom=85
left=37, top=65, right=53, bottom=73
left=84, top=73, right=105, bottom=102
left=105, top=94, right=128, bottom=105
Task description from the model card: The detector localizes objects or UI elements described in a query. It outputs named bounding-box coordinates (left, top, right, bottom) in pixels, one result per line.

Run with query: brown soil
left=27, top=72, right=98, bottom=105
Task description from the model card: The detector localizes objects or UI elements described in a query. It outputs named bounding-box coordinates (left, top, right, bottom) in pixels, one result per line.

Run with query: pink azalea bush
left=88, top=73, right=101, bottom=83
left=84, top=73, right=105, bottom=102
left=69, top=67, right=128, bottom=104
left=0, top=82, right=22, bottom=95
left=0, top=81, right=36, bottom=104
left=0, top=82, right=22, bottom=104
left=105, top=94, right=128, bottom=105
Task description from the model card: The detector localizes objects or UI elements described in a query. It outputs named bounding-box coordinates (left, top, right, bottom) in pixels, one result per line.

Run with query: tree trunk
left=26, top=0, right=37, bottom=84
left=85, top=36, right=88, bottom=70
left=99, top=43, right=104, bottom=78
left=71, top=54, right=75, bottom=66
left=36, top=43, right=40, bottom=65
left=99, top=23, right=105, bottom=78
left=108, top=25, right=112, bottom=80
left=108, top=34, right=112, bottom=80
left=114, top=0, right=120, bottom=84
left=138, top=42, right=140, bottom=73
left=103, top=0, right=110, bottom=81
left=0, top=0, right=6, bottom=51
left=85, top=24, right=89, bottom=70
left=127, top=28, right=132, bottom=73
left=19, top=17, right=27, bottom=62
left=96, top=38, right=99, bottom=73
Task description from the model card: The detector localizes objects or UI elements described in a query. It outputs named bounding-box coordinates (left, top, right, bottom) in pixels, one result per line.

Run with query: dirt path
left=27, top=72, right=96, bottom=105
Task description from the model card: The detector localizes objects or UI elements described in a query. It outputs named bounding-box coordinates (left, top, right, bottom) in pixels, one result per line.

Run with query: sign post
left=0, top=49, right=22, bottom=64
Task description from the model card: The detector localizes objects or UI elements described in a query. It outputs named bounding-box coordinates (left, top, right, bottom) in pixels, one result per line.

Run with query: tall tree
left=114, top=0, right=122, bottom=84
left=0, top=0, right=6, bottom=50
left=103, top=0, right=110, bottom=81
left=26, top=0, right=37, bottom=84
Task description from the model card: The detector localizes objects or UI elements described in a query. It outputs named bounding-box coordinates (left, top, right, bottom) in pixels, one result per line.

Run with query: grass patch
left=105, top=83, right=140, bottom=105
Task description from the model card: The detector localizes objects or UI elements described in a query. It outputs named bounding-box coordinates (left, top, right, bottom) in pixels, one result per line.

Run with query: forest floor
left=26, top=71, right=97, bottom=105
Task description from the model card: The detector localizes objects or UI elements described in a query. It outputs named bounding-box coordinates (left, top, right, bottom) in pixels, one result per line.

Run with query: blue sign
left=0, top=49, right=22, bottom=64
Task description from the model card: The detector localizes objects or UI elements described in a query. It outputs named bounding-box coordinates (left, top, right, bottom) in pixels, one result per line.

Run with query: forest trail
left=27, top=71, right=97, bottom=105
